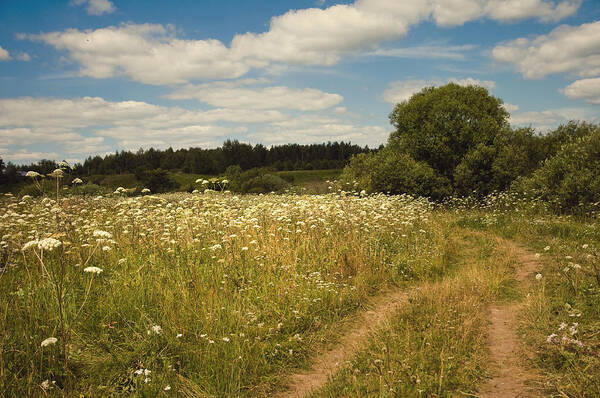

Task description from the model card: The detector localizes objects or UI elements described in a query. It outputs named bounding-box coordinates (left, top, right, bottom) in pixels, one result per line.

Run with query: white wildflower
left=93, top=230, right=112, bottom=239
left=37, top=238, right=62, bottom=252
left=151, top=325, right=162, bottom=335
left=83, top=266, right=103, bottom=274
left=25, top=171, right=40, bottom=178
left=41, top=337, right=57, bottom=347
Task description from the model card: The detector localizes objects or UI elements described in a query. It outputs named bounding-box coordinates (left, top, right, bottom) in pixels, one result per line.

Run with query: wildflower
left=164, top=385, right=171, bottom=391
left=582, top=244, right=589, bottom=249
left=544, top=246, right=550, bottom=251
left=102, top=245, right=112, bottom=251
left=546, top=333, right=558, bottom=343
left=221, top=179, right=229, bottom=184
left=134, top=369, right=151, bottom=376
left=241, top=246, right=248, bottom=251
left=22, top=240, right=39, bottom=251
left=141, top=188, right=151, bottom=194
left=93, top=230, right=112, bottom=239
left=48, top=169, right=64, bottom=178
left=37, top=238, right=62, bottom=252
left=534, top=253, right=541, bottom=259
left=176, top=333, right=183, bottom=338
left=222, top=337, right=230, bottom=342
left=72, top=178, right=83, bottom=184
left=535, top=273, right=542, bottom=280
left=83, top=266, right=103, bottom=274
left=40, top=380, right=54, bottom=390
left=151, top=325, right=162, bottom=335
left=25, top=171, right=41, bottom=178
left=41, top=337, right=58, bottom=347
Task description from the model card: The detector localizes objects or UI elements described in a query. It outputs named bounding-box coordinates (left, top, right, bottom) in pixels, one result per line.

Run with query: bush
left=341, top=150, right=451, bottom=200
left=142, top=169, right=178, bottom=193
left=512, top=127, right=600, bottom=212
left=240, top=173, right=289, bottom=193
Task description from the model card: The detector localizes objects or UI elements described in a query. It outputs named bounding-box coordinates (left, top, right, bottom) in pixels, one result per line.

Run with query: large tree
left=388, top=83, right=510, bottom=184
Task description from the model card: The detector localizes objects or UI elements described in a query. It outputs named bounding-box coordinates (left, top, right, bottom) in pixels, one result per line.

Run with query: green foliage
left=340, top=150, right=451, bottom=200
left=227, top=167, right=290, bottom=193
left=140, top=169, right=179, bottom=193
left=371, top=151, right=452, bottom=200
left=513, top=126, right=600, bottom=212
left=388, top=83, right=509, bottom=182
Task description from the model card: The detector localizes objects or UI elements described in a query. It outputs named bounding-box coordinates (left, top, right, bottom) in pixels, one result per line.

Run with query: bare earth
left=273, top=287, right=411, bottom=398
left=478, top=243, right=542, bottom=398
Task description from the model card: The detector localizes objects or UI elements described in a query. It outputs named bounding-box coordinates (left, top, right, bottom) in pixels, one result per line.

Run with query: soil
left=477, top=244, right=542, bottom=398
left=273, top=287, right=410, bottom=398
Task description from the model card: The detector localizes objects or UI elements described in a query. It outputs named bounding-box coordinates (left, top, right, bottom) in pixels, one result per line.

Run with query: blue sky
left=1, top=0, right=599, bottom=164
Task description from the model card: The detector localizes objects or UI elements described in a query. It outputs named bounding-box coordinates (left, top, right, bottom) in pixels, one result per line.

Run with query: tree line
left=0, top=140, right=374, bottom=186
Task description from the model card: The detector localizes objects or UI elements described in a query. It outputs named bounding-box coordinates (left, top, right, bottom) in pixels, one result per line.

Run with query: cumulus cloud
left=167, top=81, right=343, bottom=111
left=23, top=0, right=580, bottom=84
left=70, top=0, right=116, bottom=16
left=562, top=78, right=600, bottom=104
left=0, top=96, right=288, bottom=156
left=503, top=103, right=520, bottom=112
left=22, top=24, right=250, bottom=84
left=366, top=44, right=477, bottom=60
left=250, top=115, right=389, bottom=147
left=0, top=45, right=11, bottom=61
left=382, top=78, right=496, bottom=104
left=509, top=107, right=596, bottom=131
left=493, top=21, right=600, bottom=79
left=4, top=150, right=62, bottom=163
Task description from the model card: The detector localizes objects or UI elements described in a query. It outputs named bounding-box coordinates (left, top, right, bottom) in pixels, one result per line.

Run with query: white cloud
left=366, top=44, right=477, bottom=60
left=509, top=107, right=596, bottom=131
left=3, top=150, right=62, bottom=162
left=0, top=97, right=288, bottom=156
left=0, top=45, right=11, bottom=61
left=382, top=78, right=496, bottom=104
left=16, top=52, right=31, bottom=61
left=562, top=78, right=600, bottom=104
left=167, top=81, right=343, bottom=111
left=493, top=21, right=600, bottom=79
left=23, top=0, right=579, bottom=84
left=250, top=116, right=388, bottom=147
left=503, top=103, right=520, bottom=112
left=70, top=0, right=116, bottom=16
left=23, top=24, right=251, bottom=84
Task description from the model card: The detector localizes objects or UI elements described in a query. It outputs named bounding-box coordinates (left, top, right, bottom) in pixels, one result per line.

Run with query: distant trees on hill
left=0, top=141, right=373, bottom=187
left=75, top=140, right=371, bottom=176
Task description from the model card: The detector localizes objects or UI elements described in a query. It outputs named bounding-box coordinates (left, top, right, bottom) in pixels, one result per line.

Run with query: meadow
left=1, top=186, right=599, bottom=397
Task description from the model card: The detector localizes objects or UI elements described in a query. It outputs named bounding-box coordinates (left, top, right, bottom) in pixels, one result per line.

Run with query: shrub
left=341, top=150, right=451, bottom=200
left=512, top=127, right=600, bottom=212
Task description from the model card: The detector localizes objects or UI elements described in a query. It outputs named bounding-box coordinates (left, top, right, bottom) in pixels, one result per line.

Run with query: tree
left=388, top=83, right=509, bottom=184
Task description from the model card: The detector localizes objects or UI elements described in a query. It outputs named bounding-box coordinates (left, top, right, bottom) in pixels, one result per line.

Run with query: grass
left=455, top=202, right=600, bottom=397
left=0, top=191, right=448, bottom=396
left=310, top=227, right=529, bottom=397
left=2, top=187, right=600, bottom=396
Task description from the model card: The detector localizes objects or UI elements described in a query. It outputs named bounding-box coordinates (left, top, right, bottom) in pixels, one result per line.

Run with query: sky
left=0, top=0, right=599, bottom=164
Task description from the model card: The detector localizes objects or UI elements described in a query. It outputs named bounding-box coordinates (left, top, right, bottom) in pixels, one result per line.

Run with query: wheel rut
left=478, top=243, right=543, bottom=398
left=273, top=287, right=411, bottom=398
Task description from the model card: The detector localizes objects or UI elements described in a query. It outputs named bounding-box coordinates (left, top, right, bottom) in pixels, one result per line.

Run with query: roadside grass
left=309, top=228, right=525, bottom=397
left=457, top=210, right=600, bottom=397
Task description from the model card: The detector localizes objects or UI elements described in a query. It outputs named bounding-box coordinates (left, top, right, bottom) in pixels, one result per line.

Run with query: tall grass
left=0, top=191, right=447, bottom=396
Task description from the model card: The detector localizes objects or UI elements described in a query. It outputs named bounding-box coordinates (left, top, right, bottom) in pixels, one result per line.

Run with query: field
left=1, top=190, right=599, bottom=397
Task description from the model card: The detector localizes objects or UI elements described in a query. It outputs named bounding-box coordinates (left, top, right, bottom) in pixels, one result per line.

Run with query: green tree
left=388, top=83, right=509, bottom=184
